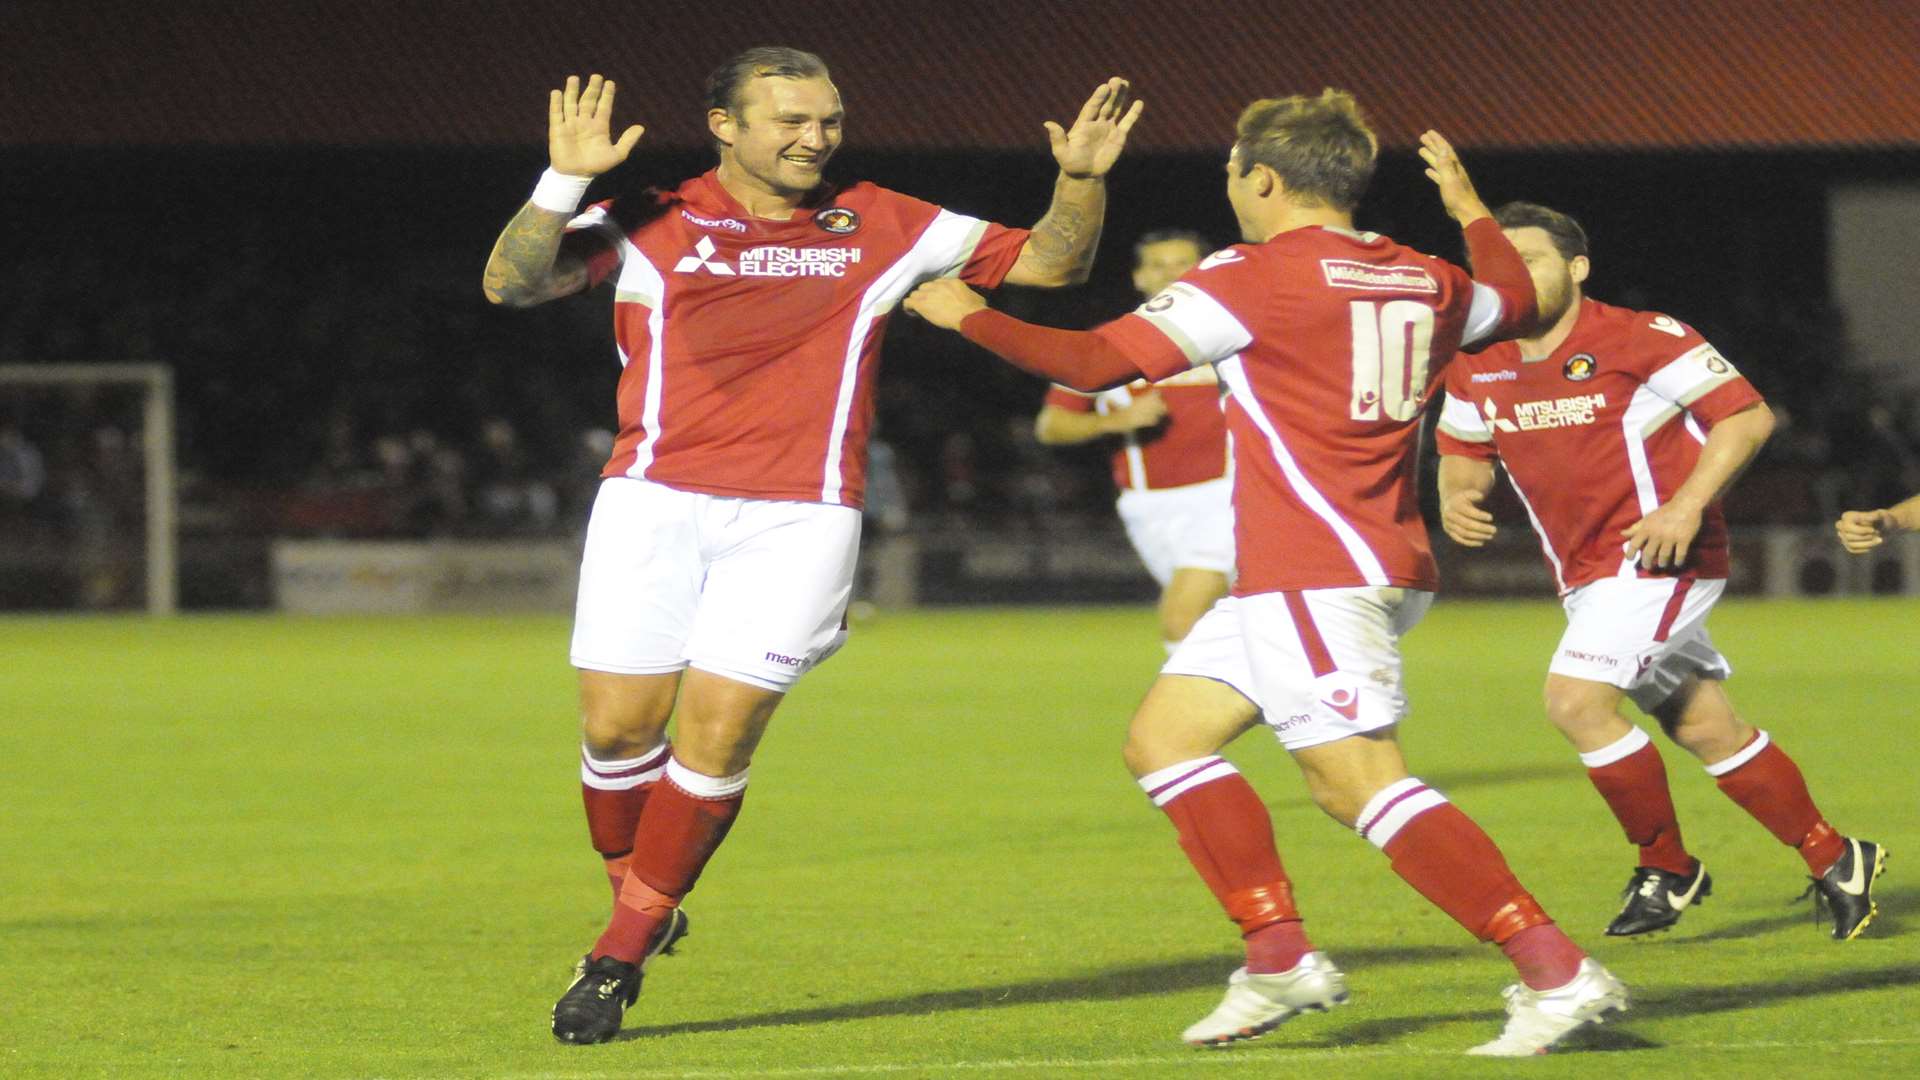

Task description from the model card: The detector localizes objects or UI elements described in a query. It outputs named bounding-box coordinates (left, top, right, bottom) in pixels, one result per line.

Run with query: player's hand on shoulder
left=549, top=74, right=645, bottom=178
left=904, top=279, right=987, bottom=330
left=1622, top=499, right=1704, bottom=569
left=1441, top=489, right=1497, bottom=547
left=1835, top=508, right=1894, bottom=553
left=1045, top=77, right=1145, bottom=180
left=1418, top=130, right=1492, bottom=226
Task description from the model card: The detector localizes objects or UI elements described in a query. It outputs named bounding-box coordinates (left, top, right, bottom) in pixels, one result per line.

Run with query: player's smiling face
left=1504, top=226, right=1588, bottom=328
left=713, top=76, right=844, bottom=199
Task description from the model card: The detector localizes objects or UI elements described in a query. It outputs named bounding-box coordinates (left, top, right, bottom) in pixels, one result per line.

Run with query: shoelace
left=1795, top=877, right=1828, bottom=930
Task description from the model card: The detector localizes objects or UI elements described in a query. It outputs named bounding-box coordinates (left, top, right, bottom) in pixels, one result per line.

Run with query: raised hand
left=549, top=74, right=645, bottom=178
left=1418, top=130, right=1492, bottom=226
left=1045, top=78, right=1145, bottom=180
left=1442, top=488, right=1498, bottom=547
left=903, top=279, right=988, bottom=330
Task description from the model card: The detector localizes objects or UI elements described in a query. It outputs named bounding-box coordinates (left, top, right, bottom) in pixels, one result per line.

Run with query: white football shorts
left=1163, top=586, right=1432, bottom=751
left=570, top=477, right=859, bottom=692
left=1115, top=476, right=1236, bottom=586
left=1550, top=576, right=1732, bottom=711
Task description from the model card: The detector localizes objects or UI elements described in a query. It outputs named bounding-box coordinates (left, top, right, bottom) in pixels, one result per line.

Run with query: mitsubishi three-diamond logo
left=1482, top=398, right=1518, bottom=432
left=674, top=236, right=735, bottom=275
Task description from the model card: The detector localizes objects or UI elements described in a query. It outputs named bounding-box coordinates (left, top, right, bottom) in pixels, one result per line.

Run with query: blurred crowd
left=3, top=149, right=1918, bottom=609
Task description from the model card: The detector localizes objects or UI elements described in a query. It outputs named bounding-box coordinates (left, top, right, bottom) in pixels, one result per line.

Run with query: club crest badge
left=1564, top=353, right=1598, bottom=381
left=813, top=207, right=860, bottom=234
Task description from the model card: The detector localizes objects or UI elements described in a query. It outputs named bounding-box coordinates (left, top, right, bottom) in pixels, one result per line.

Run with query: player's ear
left=1568, top=254, right=1590, bottom=286
left=708, top=108, right=736, bottom=148
left=1253, top=163, right=1278, bottom=198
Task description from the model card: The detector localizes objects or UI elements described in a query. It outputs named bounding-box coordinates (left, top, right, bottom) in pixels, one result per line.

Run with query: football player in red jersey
left=1436, top=202, right=1885, bottom=942
left=1837, top=492, right=1920, bottom=552
left=907, top=92, right=1624, bottom=1056
left=482, top=48, right=1142, bottom=1044
left=1034, top=229, right=1233, bottom=649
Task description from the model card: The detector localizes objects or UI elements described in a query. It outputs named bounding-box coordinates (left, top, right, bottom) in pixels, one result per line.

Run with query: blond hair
left=1233, top=89, right=1377, bottom=211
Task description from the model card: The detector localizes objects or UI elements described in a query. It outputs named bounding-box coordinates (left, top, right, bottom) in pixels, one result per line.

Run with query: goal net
left=0, top=364, right=176, bottom=614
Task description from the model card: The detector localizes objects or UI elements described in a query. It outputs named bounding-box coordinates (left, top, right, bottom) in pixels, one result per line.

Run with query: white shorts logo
left=674, top=236, right=735, bottom=275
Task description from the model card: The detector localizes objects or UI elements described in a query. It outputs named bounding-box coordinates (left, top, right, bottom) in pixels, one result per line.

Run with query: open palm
left=549, top=74, right=645, bottom=178
left=1045, top=78, right=1144, bottom=180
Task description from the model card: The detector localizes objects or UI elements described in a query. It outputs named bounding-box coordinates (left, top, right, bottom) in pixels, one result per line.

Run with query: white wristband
left=530, top=168, right=593, bottom=214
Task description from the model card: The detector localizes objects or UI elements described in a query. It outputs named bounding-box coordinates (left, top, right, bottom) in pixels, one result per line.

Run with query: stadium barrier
left=264, top=527, right=1919, bottom=615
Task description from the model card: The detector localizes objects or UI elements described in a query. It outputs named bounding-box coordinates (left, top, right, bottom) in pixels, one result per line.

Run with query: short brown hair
left=1232, top=89, right=1377, bottom=211
left=1493, top=201, right=1589, bottom=260
left=704, top=46, right=831, bottom=115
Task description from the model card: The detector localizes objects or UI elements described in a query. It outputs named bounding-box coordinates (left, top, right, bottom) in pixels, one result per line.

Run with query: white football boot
left=1467, top=957, right=1628, bottom=1056
left=1182, top=951, right=1349, bottom=1047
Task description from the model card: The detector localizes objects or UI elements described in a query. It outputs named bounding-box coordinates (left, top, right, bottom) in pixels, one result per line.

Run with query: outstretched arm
left=904, top=279, right=1144, bottom=390
left=483, top=74, right=646, bottom=308
left=1035, top=392, right=1166, bottom=445
left=1003, top=78, right=1145, bottom=288
left=1622, top=401, right=1775, bottom=569
left=1420, top=130, right=1538, bottom=340
left=1836, top=491, right=1920, bottom=553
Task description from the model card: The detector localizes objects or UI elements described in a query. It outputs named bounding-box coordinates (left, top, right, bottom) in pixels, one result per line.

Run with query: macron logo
left=681, top=209, right=748, bottom=233
left=674, top=236, right=735, bottom=276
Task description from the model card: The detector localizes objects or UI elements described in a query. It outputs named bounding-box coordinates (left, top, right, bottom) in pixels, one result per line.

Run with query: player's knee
left=1543, top=683, right=1614, bottom=739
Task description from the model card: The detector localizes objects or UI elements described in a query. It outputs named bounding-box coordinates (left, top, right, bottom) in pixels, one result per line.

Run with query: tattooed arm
left=1003, top=78, right=1144, bottom=288
left=483, top=73, right=645, bottom=308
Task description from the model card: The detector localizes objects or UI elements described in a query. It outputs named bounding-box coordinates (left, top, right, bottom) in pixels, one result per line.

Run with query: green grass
left=1, top=599, right=1914, bottom=1078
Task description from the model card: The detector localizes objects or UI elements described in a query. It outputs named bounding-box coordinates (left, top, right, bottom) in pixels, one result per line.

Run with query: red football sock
left=1709, top=731, right=1845, bottom=876
left=1583, top=732, right=1694, bottom=875
left=581, top=743, right=672, bottom=901
left=1358, top=779, right=1579, bottom=989
left=594, top=759, right=746, bottom=964
left=1500, top=923, right=1588, bottom=991
left=1141, top=756, right=1311, bottom=973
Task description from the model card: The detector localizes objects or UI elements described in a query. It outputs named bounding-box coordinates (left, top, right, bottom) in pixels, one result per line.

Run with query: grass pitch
left=1, top=599, right=1914, bottom=1078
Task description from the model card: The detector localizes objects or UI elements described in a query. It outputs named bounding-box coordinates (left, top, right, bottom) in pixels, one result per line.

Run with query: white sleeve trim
left=1460, top=283, right=1508, bottom=348
left=1437, top=392, right=1494, bottom=443
left=1646, top=342, right=1740, bottom=407
left=1134, top=281, right=1254, bottom=368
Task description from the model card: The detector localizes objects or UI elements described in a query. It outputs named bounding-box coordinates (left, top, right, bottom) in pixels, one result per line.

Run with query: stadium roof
left=5, top=0, right=1917, bottom=151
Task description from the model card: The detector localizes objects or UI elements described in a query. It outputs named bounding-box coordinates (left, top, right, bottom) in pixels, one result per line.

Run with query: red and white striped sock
left=581, top=742, right=672, bottom=900
left=1707, top=731, right=1846, bottom=876
left=595, top=757, right=747, bottom=964
left=1139, top=756, right=1312, bottom=974
left=1356, top=778, right=1582, bottom=990
left=1580, top=727, right=1694, bottom=875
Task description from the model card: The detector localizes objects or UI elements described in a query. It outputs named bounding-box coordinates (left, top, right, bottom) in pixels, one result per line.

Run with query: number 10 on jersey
left=1350, top=300, right=1435, bottom=422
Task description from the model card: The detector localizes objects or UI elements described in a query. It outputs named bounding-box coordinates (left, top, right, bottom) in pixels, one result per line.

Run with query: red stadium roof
left=5, top=0, right=1917, bottom=151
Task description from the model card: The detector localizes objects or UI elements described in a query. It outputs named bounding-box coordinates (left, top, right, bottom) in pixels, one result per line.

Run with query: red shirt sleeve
left=1690, top=379, right=1765, bottom=425
left=1463, top=217, right=1538, bottom=341
left=958, top=310, right=1145, bottom=391
left=1093, top=314, right=1200, bottom=383
left=959, top=223, right=1032, bottom=289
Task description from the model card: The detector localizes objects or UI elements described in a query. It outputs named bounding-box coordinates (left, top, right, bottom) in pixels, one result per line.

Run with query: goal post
left=0, top=363, right=177, bottom=615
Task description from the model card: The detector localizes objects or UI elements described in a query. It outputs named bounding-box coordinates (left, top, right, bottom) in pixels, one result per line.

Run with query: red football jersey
left=568, top=171, right=1029, bottom=507
left=1094, top=227, right=1516, bottom=595
left=1042, top=370, right=1228, bottom=491
left=1435, top=299, right=1763, bottom=593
